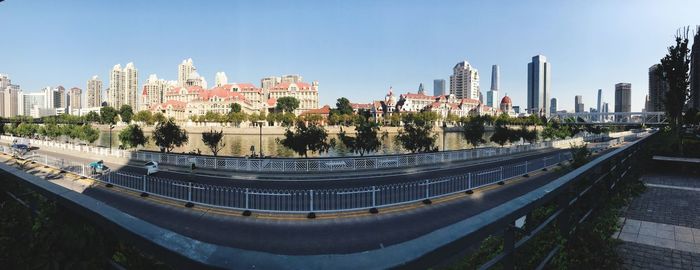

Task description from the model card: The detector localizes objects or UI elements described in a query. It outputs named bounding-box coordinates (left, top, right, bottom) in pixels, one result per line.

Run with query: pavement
left=615, top=172, right=700, bottom=269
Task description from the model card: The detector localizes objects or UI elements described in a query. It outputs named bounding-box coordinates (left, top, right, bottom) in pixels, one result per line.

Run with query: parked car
left=88, top=160, right=110, bottom=175
left=145, top=161, right=159, bottom=175
left=10, top=144, right=30, bottom=156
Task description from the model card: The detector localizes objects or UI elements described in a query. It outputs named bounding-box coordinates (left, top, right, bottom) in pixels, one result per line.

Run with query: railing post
left=372, top=186, right=376, bottom=207
left=503, top=222, right=515, bottom=270
left=468, top=173, right=472, bottom=189
left=142, top=175, right=147, bottom=192
left=188, top=182, right=192, bottom=202
left=525, top=160, right=528, bottom=173
left=425, top=180, right=430, bottom=199
left=500, top=166, right=504, bottom=180
left=309, top=190, right=314, bottom=212
left=214, top=158, right=217, bottom=169
left=245, top=188, right=249, bottom=209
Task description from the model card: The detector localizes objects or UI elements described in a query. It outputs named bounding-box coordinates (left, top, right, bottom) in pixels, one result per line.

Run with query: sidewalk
left=614, top=172, right=700, bottom=269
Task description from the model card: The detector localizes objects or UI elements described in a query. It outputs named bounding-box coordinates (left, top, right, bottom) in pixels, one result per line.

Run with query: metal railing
left=0, top=134, right=605, bottom=173
left=0, top=133, right=643, bottom=214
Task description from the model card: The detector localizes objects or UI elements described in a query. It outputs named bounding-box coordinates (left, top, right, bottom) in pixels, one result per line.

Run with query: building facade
left=68, top=87, right=82, bottom=110
left=487, top=65, right=499, bottom=108
left=268, top=81, right=319, bottom=115
left=550, top=98, right=557, bottom=114
left=449, top=60, right=480, bottom=100
left=87, top=75, right=102, bottom=108
left=615, top=83, right=632, bottom=122
left=109, top=63, right=139, bottom=109
left=215, top=72, right=228, bottom=87
left=178, top=58, right=196, bottom=87
left=433, top=79, right=446, bottom=96
left=596, top=89, right=602, bottom=121
left=527, top=55, right=551, bottom=116
left=575, top=95, right=584, bottom=113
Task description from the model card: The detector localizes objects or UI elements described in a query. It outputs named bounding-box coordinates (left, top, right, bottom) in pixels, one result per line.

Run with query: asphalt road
left=11, top=142, right=577, bottom=190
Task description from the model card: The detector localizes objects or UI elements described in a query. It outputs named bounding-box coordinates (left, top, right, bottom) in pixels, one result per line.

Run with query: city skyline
left=1, top=0, right=699, bottom=112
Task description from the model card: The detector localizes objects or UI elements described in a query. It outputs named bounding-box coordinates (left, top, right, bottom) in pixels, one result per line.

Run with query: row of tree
left=2, top=122, right=100, bottom=144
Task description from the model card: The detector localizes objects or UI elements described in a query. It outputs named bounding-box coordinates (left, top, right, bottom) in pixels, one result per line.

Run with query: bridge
left=551, top=111, right=667, bottom=125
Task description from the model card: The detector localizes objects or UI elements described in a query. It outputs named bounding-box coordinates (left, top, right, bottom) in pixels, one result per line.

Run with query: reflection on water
left=97, top=130, right=496, bottom=157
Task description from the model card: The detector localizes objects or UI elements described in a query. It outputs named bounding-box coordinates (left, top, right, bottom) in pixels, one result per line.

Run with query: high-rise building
left=3, top=84, right=20, bottom=117
left=68, top=87, right=82, bottom=110
left=178, top=58, right=196, bottom=87
left=109, top=63, right=139, bottom=109
left=575, top=95, right=584, bottom=113
left=42, top=87, right=56, bottom=109
left=691, top=26, right=700, bottom=110
left=141, top=74, right=173, bottom=110
left=596, top=89, right=602, bottom=121
left=644, top=95, right=651, bottom=112
left=215, top=72, right=228, bottom=87
left=0, top=74, right=9, bottom=91
left=550, top=98, right=558, bottom=114
left=23, top=92, right=45, bottom=117
left=56, top=86, right=66, bottom=109
left=123, top=62, right=139, bottom=109
left=486, top=65, right=499, bottom=108
left=87, top=75, right=102, bottom=108
left=433, top=79, right=446, bottom=96
left=602, top=102, right=610, bottom=121
left=615, top=83, right=632, bottom=122
left=527, top=55, right=551, bottom=116
left=449, top=60, right=480, bottom=100
left=648, top=64, right=669, bottom=112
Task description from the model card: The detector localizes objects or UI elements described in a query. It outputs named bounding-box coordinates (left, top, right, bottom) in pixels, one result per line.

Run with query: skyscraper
left=575, top=95, right=584, bottom=113
left=648, top=64, right=669, bottom=112
left=87, top=75, right=102, bottom=108
left=23, top=92, right=45, bottom=117
left=109, top=63, right=139, bottom=109
left=596, top=89, right=602, bottom=121
left=142, top=74, right=172, bottom=110
left=215, top=72, right=228, bottom=87
left=433, top=79, right=446, bottom=96
left=178, top=58, right=196, bottom=87
left=68, top=87, right=82, bottom=110
left=486, top=65, right=499, bottom=108
left=602, top=102, right=609, bottom=122
left=56, top=86, right=66, bottom=109
left=418, top=83, right=425, bottom=94
left=3, top=84, right=19, bottom=117
left=689, top=28, right=700, bottom=110
left=527, top=55, right=551, bottom=116
left=550, top=98, right=557, bottom=114
left=449, top=60, right=480, bottom=100
left=615, top=83, right=632, bottom=122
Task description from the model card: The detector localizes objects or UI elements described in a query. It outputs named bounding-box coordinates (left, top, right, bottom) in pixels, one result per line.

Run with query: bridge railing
left=0, top=133, right=610, bottom=173
left=0, top=133, right=644, bottom=214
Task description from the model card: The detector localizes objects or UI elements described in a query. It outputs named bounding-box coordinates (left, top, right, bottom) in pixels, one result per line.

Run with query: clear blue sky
left=1, top=0, right=698, bottom=112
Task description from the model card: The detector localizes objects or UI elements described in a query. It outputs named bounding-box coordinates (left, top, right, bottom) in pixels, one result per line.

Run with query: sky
left=1, top=0, right=698, bottom=112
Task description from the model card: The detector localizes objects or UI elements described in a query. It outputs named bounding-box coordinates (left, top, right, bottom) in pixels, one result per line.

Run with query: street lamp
left=109, top=124, right=115, bottom=153
left=256, top=120, right=266, bottom=158
left=442, top=121, right=447, bottom=152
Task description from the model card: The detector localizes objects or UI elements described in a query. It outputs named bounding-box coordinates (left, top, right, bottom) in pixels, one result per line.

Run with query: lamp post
left=442, top=121, right=447, bottom=152
left=109, top=124, right=115, bottom=153
left=256, top=120, right=266, bottom=157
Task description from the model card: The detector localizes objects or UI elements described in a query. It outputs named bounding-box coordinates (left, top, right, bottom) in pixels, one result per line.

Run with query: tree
left=276, top=96, right=300, bottom=113
left=518, top=125, right=538, bottom=143
left=490, top=124, right=511, bottom=147
left=280, top=112, right=296, bottom=127
left=14, top=123, right=37, bottom=137
left=79, top=125, right=100, bottom=144
left=658, top=28, right=691, bottom=141
left=395, top=113, right=437, bottom=153
left=335, top=97, right=353, bottom=115
left=118, top=124, right=147, bottom=149
left=100, top=106, right=119, bottom=125
left=152, top=112, right=166, bottom=124
left=277, top=121, right=334, bottom=158
left=133, top=110, right=154, bottom=125
left=119, top=105, right=134, bottom=123
left=227, top=112, right=247, bottom=127
left=230, top=103, right=242, bottom=114
left=152, top=119, right=188, bottom=153
left=569, top=143, right=591, bottom=168
left=462, top=116, right=486, bottom=147
left=338, top=117, right=382, bottom=156
left=85, top=111, right=101, bottom=123
left=201, top=129, right=226, bottom=156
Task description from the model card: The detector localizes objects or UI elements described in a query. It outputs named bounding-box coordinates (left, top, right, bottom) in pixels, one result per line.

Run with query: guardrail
left=0, top=133, right=610, bottom=173
left=0, top=133, right=642, bottom=214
